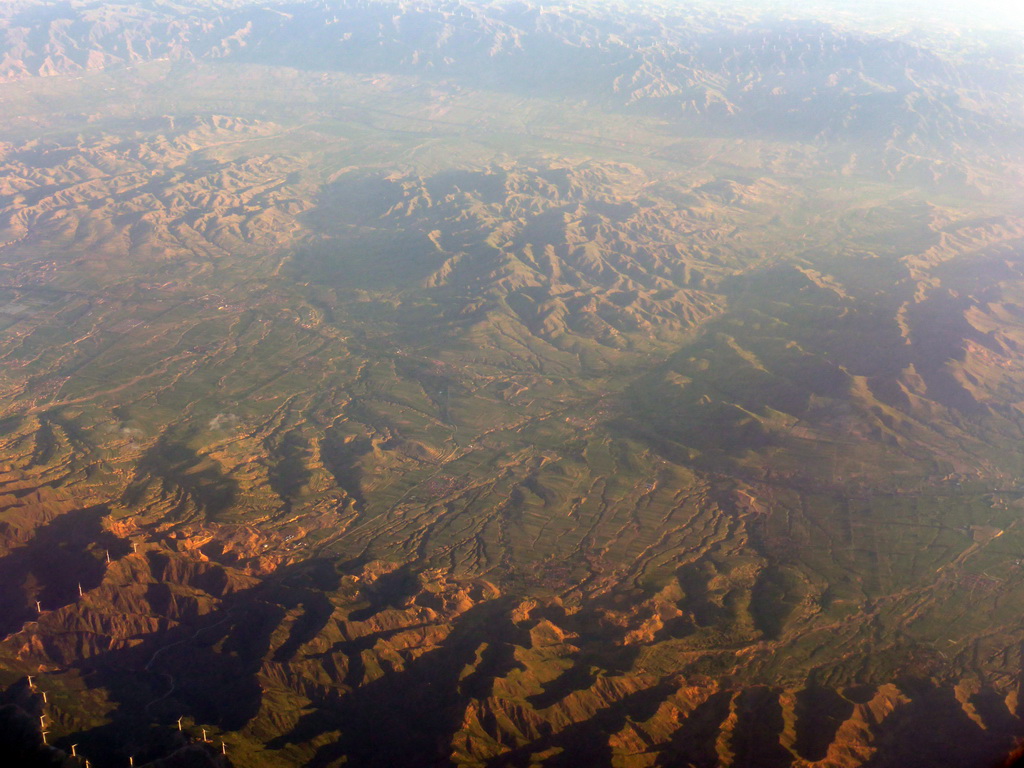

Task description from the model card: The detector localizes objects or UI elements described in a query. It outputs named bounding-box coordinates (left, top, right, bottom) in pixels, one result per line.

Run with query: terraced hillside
left=1, top=1, right=1024, bottom=767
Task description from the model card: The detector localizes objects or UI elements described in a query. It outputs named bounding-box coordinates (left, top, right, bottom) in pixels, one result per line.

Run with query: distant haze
left=2, top=0, right=1022, bottom=34
left=660, top=0, right=1024, bottom=33
left=771, top=0, right=1024, bottom=32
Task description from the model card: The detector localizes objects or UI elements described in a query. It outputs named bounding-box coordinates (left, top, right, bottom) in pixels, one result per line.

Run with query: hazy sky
left=763, top=0, right=1024, bottom=32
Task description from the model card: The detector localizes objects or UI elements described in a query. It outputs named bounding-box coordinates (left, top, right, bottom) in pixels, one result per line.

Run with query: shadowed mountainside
left=1, top=1, right=1024, bottom=766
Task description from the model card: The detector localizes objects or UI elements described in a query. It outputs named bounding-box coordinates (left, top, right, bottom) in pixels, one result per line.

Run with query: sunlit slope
left=2, top=472, right=1023, bottom=768
left=2, top=0, right=1022, bottom=185
left=0, top=101, right=1022, bottom=765
left=0, top=1, right=1023, bottom=766
left=631, top=206, right=1024, bottom=474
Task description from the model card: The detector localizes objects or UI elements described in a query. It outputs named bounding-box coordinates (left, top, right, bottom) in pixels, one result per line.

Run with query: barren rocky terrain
left=1, top=1, right=1024, bottom=766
